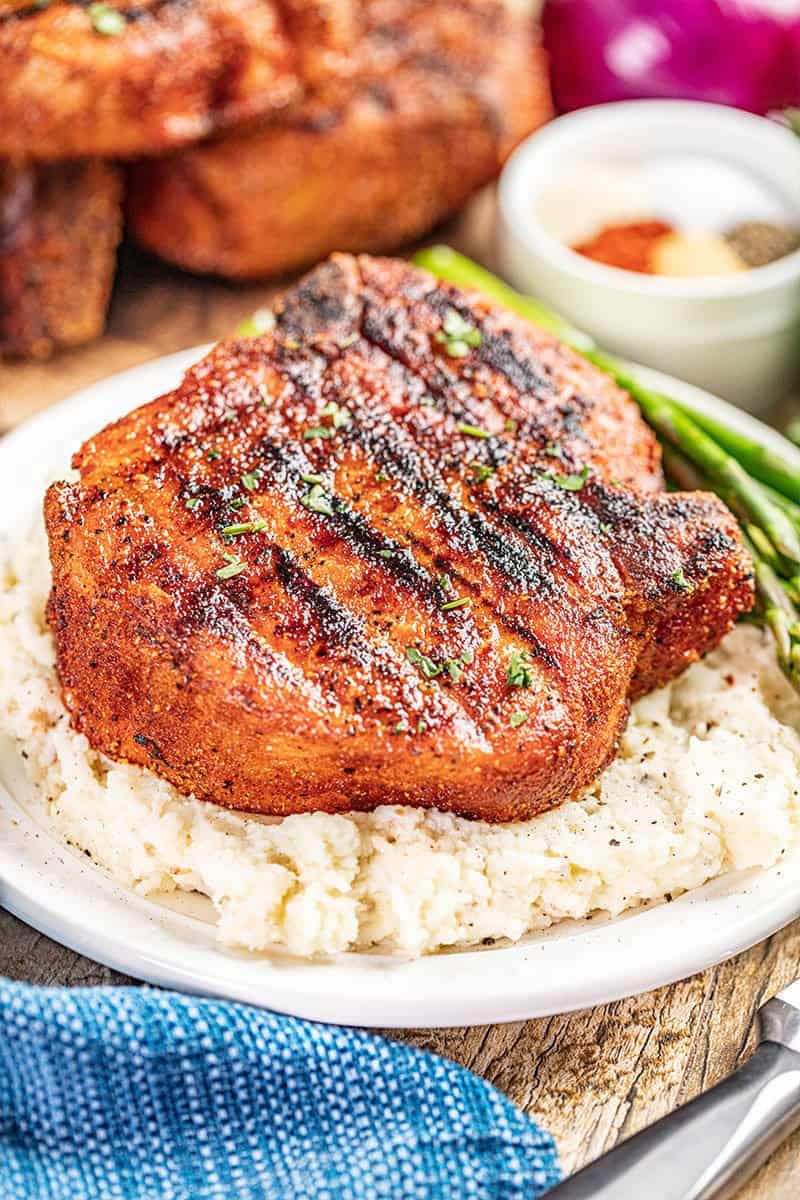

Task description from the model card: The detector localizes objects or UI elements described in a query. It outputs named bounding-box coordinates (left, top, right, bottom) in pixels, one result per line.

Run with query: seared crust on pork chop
left=0, top=0, right=355, bottom=160
left=44, top=255, right=754, bottom=821
left=126, top=0, right=551, bottom=278
left=0, top=159, right=121, bottom=358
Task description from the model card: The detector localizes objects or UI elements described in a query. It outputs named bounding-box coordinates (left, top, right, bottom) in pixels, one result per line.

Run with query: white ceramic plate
left=3, top=347, right=800, bottom=1029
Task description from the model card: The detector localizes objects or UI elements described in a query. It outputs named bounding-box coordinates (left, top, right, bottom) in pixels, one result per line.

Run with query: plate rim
left=2, top=344, right=800, bottom=1028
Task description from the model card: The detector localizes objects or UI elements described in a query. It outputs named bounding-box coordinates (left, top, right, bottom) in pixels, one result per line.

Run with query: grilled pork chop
left=127, top=0, right=549, bottom=279
left=0, top=0, right=355, bottom=160
left=0, top=159, right=121, bottom=359
left=44, top=255, right=754, bottom=822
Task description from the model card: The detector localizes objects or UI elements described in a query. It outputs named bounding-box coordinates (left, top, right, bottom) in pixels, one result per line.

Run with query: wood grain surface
left=2, top=191, right=800, bottom=1197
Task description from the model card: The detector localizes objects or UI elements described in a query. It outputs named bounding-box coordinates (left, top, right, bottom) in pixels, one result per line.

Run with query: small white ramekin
left=497, top=100, right=800, bottom=412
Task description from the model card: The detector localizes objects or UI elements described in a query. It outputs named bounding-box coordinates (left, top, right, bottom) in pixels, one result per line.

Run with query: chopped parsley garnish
left=375, top=471, right=388, bottom=483
left=441, top=597, right=470, bottom=612
left=456, top=422, right=492, bottom=440
left=670, top=567, right=690, bottom=591
left=236, top=308, right=275, bottom=337
left=206, top=448, right=222, bottom=461
left=215, top=553, right=246, bottom=581
left=241, top=469, right=262, bottom=491
left=301, top=473, right=325, bottom=485
left=88, top=2, right=125, bottom=35
left=509, top=711, right=528, bottom=728
left=438, top=573, right=452, bottom=592
left=378, top=549, right=394, bottom=559
left=435, top=309, right=482, bottom=358
left=300, top=483, right=335, bottom=516
left=505, top=418, right=517, bottom=433
left=406, top=646, right=472, bottom=684
left=507, top=650, right=533, bottom=689
left=228, top=496, right=246, bottom=511
left=305, top=402, right=351, bottom=440
left=406, top=647, right=442, bottom=680
left=599, top=520, right=612, bottom=536
left=544, top=442, right=564, bottom=459
left=443, top=649, right=474, bottom=682
left=551, top=465, right=590, bottom=491
left=185, top=497, right=202, bottom=511
left=221, top=519, right=267, bottom=537
left=470, top=463, right=494, bottom=484
left=394, top=720, right=408, bottom=735
left=417, top=718, right=428, bottom=734
left=322, top=401, right=351, bottom=429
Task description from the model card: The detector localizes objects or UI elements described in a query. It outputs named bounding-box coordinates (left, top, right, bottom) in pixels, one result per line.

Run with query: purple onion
left=542, top=0, right=800, bottom=115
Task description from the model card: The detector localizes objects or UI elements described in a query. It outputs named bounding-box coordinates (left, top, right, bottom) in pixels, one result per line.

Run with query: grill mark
left=273, top=547, right=368, bottom=661
left=245, top=432, right=454, bottom=616
left=326, top=505, right=442, bottom=606
left=352, top=420, right=550, bottom=593
left=422, top=289, right=556, bottom=396
left=354, top=296, right=611, bottom=587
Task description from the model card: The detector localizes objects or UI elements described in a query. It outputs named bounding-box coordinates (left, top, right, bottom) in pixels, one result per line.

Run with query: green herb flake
left=441, top=596, right=470, bottom=612
left=300, top=483, right=335, bottom=517
left=241, top=469, right=262, bottom=491
left=206, top=448, right=222, bottom=462
left=303, top=426, right=333, bottom=441
left=599, top=521, right=612, bottom=536
left=321, top=401, right=351, bottom=430
left=378, top=549, right=394, bottom=559
left=406, top=647, right=442, bottom=680
left=507, top=650, right=533, bottom=689
left=394, top=720, right=408, bottom=735
left=221, top=519, right=268, bottom=537
left=544, top=442, right=564, bottom=459
left=443, top=658, right=464, bottom=683
left=505, top=419, right=518, bottom=433
left=552, top=465, right=590, bottom=491
left=88, top=2, right=126, bottom=35
left=434, top=309, right=482, bottom=358
left=456, top=422, right=492, bottom=440
left=438, top=573, right=452, bottom=592
left=236, top=308, right=275, bottom=337
left=185, top=497, right=202, bottom=511
left=417, top=718, right=427, bottom=734
left=670, top=567, right=690, bottom=591
left=375, top=471, right=388, bottom=483
left=509, top=711, right=528, bottom=728
left=301, top=473, right=325, bottom=485
left=470, top=462, right=494, bottom=484
left=228, top=496, right=246, bottom=511
left=215, top=554, right=247, bottom=581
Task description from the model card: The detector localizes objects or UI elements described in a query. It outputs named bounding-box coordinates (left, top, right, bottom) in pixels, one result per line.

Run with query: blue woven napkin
left=0, top=978, right=560, bottom=1200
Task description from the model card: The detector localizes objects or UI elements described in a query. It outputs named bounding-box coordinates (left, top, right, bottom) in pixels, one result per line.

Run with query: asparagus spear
left=742, top=530, right=800, bottom=689
left=672, top=405, right=800, bottom=504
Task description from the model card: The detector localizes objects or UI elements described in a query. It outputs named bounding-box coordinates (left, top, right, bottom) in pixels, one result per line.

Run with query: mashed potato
left=3, top=519, right=800, bottom=957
